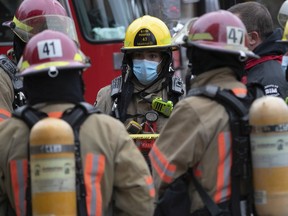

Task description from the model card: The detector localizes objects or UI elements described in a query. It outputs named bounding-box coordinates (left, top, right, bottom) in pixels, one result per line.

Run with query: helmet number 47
left=227, top=26, right=244, bottom=46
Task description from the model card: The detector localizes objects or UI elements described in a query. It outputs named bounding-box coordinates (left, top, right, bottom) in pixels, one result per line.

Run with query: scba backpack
left=12, top=102, right=101, bottom=216
left=154, top=83, right=264, bottom=216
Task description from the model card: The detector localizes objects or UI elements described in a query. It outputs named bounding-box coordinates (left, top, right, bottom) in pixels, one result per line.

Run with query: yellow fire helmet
left=121, top=15, right=178, bottom=52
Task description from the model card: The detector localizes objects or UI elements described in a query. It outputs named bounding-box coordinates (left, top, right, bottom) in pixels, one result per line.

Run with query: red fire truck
left=0, top=0, right=284, bottom=104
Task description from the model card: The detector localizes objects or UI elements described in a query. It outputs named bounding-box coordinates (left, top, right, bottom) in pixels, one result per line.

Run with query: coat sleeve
left=149, top=98, right=208, bottom=198
left=113, top=124, right=155, bottom=216
left=94, top=85, right=113, bottom=115
left=0, top=119, right=29, bottom=216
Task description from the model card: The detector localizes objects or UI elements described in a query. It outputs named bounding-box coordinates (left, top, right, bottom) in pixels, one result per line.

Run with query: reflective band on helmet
left=13, top=16, right=33, bottom=32
left=74, top=53, right=84, bottom=61
left=34, top=62, right=70, bottom=70
left=19, top=60, right=30, bottom=71
left=189, top=33, right=213, bottom=41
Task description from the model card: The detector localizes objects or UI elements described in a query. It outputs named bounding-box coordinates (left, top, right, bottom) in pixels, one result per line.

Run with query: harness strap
left=187, top=85, right=251, bottom=216
left=190, top=169, right=227, bottom=216
left=13, top=105, right=47, bottom=128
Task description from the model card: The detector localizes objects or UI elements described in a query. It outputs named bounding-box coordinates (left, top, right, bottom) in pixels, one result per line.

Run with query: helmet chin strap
left=13, top=34, right=26, bottom=63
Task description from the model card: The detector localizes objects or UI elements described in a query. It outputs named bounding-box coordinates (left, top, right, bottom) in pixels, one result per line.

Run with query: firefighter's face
left=132, top=50, right=162, bottom=62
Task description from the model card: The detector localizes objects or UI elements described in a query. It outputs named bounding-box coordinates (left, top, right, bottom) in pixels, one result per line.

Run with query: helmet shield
left=3, top=15, right=78, bottom=44
left=172, top=17, right=198, bottom=46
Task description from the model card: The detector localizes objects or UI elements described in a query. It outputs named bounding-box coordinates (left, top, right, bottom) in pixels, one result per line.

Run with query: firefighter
left=0, top=30, right=154, bottom=216
left=228, top=2, right=288, bottom=99
left=0, top=0, right=79, bottom=121
left=149, top=10, right=259, bottom=215
left=95, top=15, right=184, bottom=167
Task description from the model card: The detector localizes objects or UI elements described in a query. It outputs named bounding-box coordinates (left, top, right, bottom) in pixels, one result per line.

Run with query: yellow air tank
left=249, top=96, right=288, bottom=215
left=29, top=117, right=77, bottom=216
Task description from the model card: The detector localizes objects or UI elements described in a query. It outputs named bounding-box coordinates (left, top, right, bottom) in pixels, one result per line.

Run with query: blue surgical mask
left=133, top=59, right=159, bottom=85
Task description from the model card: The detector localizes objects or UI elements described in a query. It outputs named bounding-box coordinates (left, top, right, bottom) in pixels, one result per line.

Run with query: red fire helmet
left=3, top=0, right=78, bottom=44
left=182, top=10, right=259, bottom=59
left=18, top=30, right=90, bottom=77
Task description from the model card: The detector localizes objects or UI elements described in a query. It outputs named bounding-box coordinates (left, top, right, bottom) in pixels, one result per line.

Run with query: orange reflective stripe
left=231, top=88, right=247, bottom=98
left=214, top=132, right=232, bottom=203
left=194, top=162, right=202, bottom=177
left=149, top=144, right=176, bottom=183
left=10, top=160, right=28, bottom=216
left=84, top=153, right=105, bottom=216
left=48, top=111, right=63, bottom=118
left=0, top=108, right=11, bottom=122
left=145, top=176, right=155, bottom=197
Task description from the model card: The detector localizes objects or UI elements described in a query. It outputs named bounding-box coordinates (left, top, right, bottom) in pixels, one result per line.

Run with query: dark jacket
left=243, top=28, right=288, bottom=99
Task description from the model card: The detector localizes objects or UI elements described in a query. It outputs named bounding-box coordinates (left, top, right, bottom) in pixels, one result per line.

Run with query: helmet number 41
left=38, top=39, right=63, bottom=59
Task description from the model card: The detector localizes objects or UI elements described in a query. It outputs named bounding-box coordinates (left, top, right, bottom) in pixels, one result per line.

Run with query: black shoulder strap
left=168, top=76, right=184, bottom=105
left=117, top=81, right=134, bottom=122
left=12, top=105, right=48, bottom=128
left=61, top=102, right=101, bottom=127
left=12, top=102, right=101, bottom=131
left=190, top=169, right=227, bottom=216
left=187, top=85, right=248, bottom=117
left=187, top=85, right=253, bottom=216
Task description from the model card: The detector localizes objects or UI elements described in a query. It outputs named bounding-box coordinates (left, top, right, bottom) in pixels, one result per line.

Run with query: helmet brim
left=121, top=45, right=179, bottom=53
left=276, top=39, right=288, bottom=43
left=18, top=61, right=90, bottom=77
left=184, top=41, right=259, bottom=59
